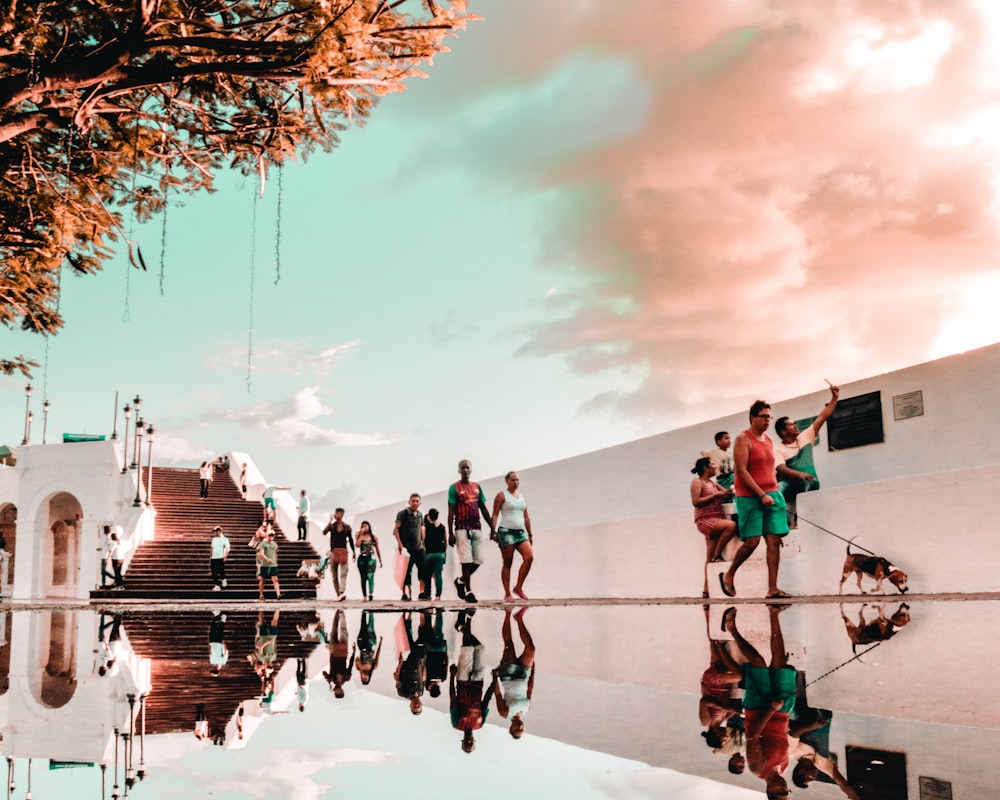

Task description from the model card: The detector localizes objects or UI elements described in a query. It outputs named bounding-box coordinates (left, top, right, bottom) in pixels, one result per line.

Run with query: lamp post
left=110, top=391, right=119, bottom=439
left=42, top=399, right=50, bottom=445
left=144, top=425, right=156, bottom=508
left=25, top=411, right=32, bottom=446
left=121, top=403, right=132, bottom=474
left=132, top=422, right=145, bottom=507
left=129, top=395, right=142, bottom=469
left=20, top=384, right=31, bottom=445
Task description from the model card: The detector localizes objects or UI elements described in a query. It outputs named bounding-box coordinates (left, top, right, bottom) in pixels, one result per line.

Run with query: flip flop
left=719, top=573, right=736, bottom=598
left=766, top=590, right=792, bottom=599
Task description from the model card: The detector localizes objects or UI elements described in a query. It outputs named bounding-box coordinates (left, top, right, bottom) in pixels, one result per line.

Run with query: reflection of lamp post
left=24, top=758, right=30, bottom=800
left=121, top=403, right=132, bottom=473
left=137, top=693, right=147, bottom=781
left=132, top=422, right=145, bottom=507
left=20, top=384, right=31, bottom=445
left=42, top=399, right=50, bottom=445
left=6, top=755, right=14, bottom=798
left=144, top=425, right=156, bottom=508
left=112, top=729, right=120, bottom=800
left=130, top=395, right=142, bottom=469
left=125, top=694, right=136, bottom=789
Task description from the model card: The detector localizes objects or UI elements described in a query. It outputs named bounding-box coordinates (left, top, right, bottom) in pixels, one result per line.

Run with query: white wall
left=357, top=343, right=1000, bottom=599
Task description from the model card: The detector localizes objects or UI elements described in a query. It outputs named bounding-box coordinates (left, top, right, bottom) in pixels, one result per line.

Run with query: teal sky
left=4, top=0, right=1000, bottom=511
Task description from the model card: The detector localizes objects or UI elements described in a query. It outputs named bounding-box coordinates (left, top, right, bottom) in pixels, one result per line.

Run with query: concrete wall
left=357, top=343, right=1000, bottom=599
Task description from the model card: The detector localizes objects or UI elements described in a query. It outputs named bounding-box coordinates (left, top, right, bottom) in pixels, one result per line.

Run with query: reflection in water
left=0, top=602, right=995, bottom=798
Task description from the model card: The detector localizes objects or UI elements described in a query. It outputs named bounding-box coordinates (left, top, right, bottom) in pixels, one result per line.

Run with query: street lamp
left=144, top=424, right=156, bottom=508
left=110, top=391, right=119, bottom=439
left=130, top=395, right=142, bottom=469
left=121, top=403, right=132, bottom=473
left=20, top=384, right=31, bottom=445
left=42, top=399, right=50, bottom=445
left=137, top=693, right=147, bottom=781
left=25, top=411, right=32, bottom=446
left=132, top=421, right=145, bottom=506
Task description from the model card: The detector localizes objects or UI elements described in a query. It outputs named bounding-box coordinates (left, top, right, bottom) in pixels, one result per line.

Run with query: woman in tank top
left=690, top=456, right=738, bottom=597
left=490, top=471, right=534, bottom=602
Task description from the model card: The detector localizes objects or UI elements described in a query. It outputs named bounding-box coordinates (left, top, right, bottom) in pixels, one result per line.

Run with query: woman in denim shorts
left=490, top=471, right=534, bottom=602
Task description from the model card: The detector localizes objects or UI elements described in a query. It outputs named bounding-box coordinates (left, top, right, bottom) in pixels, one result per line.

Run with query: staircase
left=121, top=610, right=322, bottom=739
left=93, top=467, right=321, bottom=600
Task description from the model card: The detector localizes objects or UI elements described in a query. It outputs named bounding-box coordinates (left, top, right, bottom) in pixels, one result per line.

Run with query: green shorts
left=259, top=566, right=279, bottom=578
left=743, top=665, right=797, bottom=713
left=264, top=497, right=276, bottom=509
left=735, top=492, right=789, bottom=539
left=497, top=527, right=529, bottom=547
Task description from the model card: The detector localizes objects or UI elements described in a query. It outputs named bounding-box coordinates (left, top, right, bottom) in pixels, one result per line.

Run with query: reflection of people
left=690, top=457, right=737, bottom=597
left=448, top=460, right=495, bottom=603
left=491, top=472, right=534, bottom=602
left=248, top=610, right=280, bottom=702
left=450, top=610, right=497, bottom=753
left=420, top=609, right=448, bottom=697
left=698, top=606, right=743, bottom=770
left=724, top=605, right=796, bottom=798
left=356, top=610, right=383, bottom=686
left=209, top=612, right=228, bottom=677
left=394, top=612, right=425, bottom=714
left=323, top=609, right=354, bottom=698
left=393, top=494, right=427, bottom=601
left=775, top=384, right=839, bottom=529
left=492, top=608, right=534, bottom=739
left=721, top=401, right=790, bottom=600
left=296, top=658, right=309, bottom=712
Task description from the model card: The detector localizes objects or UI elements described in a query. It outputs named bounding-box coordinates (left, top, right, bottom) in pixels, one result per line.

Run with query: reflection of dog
left=839, top=541, right=908, bottom=594
left=297, top=555, right=329, bottom=580
left=840, top=603, right=910, bottom=653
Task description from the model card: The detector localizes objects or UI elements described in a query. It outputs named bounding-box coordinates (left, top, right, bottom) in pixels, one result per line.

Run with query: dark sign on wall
left=828, top=391, right=884, bottom=451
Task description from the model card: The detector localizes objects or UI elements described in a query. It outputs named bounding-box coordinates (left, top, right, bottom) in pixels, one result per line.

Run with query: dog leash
left=805, top=641, right=883, bottom=687
left=796, top=515, right=877, bottom=556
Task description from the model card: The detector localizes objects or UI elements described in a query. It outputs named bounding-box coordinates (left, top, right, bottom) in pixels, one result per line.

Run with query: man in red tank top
left=720, top=400, right=791, bottom=599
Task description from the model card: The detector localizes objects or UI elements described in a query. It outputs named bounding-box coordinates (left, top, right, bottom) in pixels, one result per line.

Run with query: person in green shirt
left=257, top=529, right=281, bottom=600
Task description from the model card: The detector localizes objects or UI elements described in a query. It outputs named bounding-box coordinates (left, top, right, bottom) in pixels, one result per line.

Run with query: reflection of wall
left=7, top=610, right=138, bottom=763
left=31, top=610, right=77, bottom=708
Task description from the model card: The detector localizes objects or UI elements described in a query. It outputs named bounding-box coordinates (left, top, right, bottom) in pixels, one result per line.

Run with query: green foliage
left=0, top=0, right=473, bottom=355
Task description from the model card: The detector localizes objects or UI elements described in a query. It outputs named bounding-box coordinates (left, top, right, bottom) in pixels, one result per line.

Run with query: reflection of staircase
left=122, top=610, right=321, bottom=739
left=92, top=467, right=320, bottom=600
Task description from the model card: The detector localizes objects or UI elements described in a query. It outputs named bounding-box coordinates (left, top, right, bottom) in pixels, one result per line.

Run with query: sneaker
left=465, top=592, right=477, bottom=604
left=418, top=593, right=431, bottom=601
left=368, top=595, right=373, bottom=601
left=212, top=585, right=222, bottom=592
left=513, top=588, right=529, bottom=600
left=453, top=577, right=467, bottom=600
left=222, top=579, right=227, bottom=588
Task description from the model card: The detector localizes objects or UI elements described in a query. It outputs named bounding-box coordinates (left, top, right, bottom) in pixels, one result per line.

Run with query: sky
left=3, top=0, right=1000, bottom=513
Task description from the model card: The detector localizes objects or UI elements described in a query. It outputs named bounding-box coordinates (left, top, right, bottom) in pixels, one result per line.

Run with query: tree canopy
left=0, top=0, right=473, bottom=374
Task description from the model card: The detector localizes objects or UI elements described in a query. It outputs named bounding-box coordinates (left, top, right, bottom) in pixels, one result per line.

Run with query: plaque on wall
left=827, top=391, right=884, bottom=451
left=919, top=777, right=952, bottom=800
left=893, top=390, right=924, bottom=421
